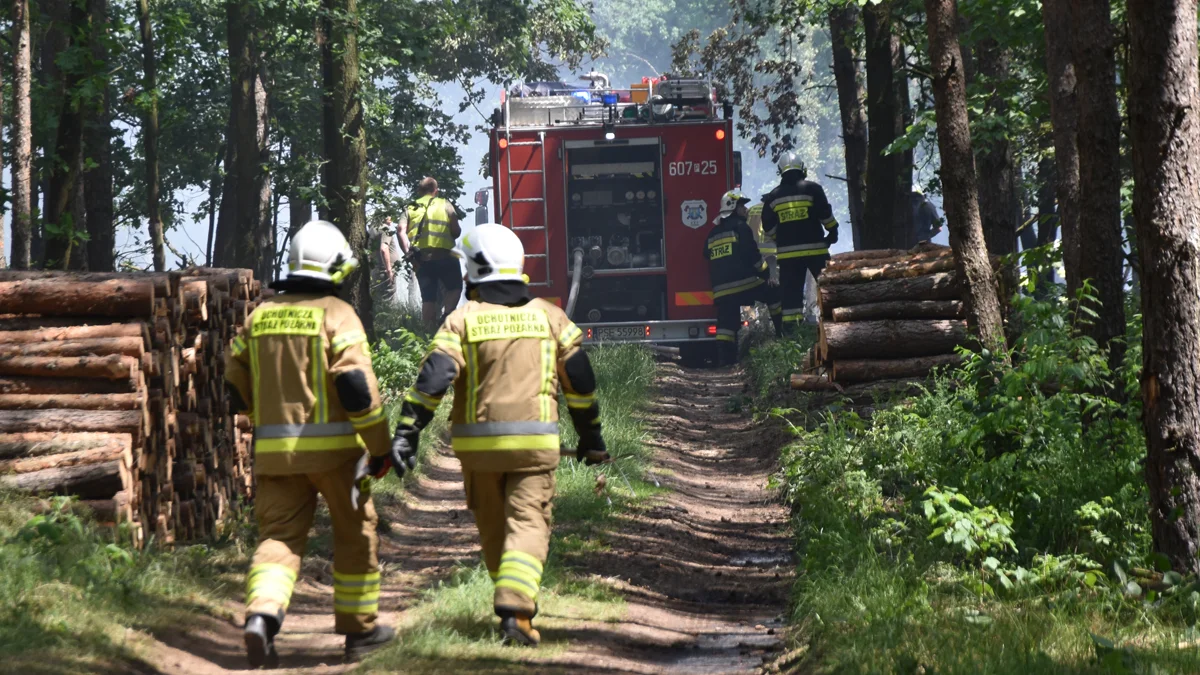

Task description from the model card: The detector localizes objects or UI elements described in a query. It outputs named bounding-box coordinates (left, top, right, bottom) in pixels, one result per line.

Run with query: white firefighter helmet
left=777, top=151, right=807, bottom=178
left=287, top=220, right=358, bottom=285
left=714, top=190, right=751, bottom=224
left=455, top=223, right=525, bottom=284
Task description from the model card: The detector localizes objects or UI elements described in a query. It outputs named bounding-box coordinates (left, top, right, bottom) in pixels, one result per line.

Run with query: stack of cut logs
left=791, top=244, right=978, bottom=397
left=0, top=269, right=263, bottom=547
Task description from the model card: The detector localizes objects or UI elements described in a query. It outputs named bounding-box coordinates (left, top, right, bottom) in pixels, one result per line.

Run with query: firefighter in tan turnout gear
left=225, top=220, right=398, bottom=667
left=392, top=223, right=610, bottom=646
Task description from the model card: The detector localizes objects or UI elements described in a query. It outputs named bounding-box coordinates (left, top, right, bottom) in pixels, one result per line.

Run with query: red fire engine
left=488, top=74, right=742, bottom=365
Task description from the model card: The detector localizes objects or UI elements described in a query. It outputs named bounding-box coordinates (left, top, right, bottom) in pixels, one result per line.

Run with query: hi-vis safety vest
left=406, top=195, right=456, bottom=250
left=747, top=204, right=777, bottom=256
left=409, top=298, right=587, bottom=473
left=225, top=294, right=390, bottom=475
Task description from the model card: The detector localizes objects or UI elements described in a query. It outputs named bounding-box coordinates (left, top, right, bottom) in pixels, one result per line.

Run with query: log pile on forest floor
left=0, top=269, right=264, bottom=547
left=791, top=244, right=993, bottom=399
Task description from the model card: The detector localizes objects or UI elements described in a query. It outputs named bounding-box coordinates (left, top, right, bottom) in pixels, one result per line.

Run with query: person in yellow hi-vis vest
left=390, top=223, right=610, bottom=647
left=398, top=177, right=464, bottom=329
left=225, top=220, right=401, bottom=667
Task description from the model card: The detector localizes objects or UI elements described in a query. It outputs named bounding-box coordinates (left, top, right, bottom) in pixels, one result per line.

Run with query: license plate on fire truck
left=593, top=326, right=644, bottom=341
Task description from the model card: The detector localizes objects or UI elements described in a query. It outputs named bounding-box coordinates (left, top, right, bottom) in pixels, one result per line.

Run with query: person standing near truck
left=391, top=223, right=610, bottom=647
left=398, top=177, right=465, bottom=329
left=760, top=152, right=839, bottom=327
left=706, top=191, right=782, bottom=366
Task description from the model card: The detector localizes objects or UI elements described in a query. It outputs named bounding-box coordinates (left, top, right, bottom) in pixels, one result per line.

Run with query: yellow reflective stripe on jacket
left=564, top=392, right=595, bottom=409
left=495, top=550, right=543, bottom=601
left=231, top=336, right=247, bottom=357
left=451, top=419, right=560, bottom=452
left=246, top=563, right=298, bottom=610
left=311, top=336, right=327, bottom=424
left=249, top=337, right=260, bottom=426
left=465, top=342, right=480, bottom=422
left=333, top=569, right=381, bottom=615
left=822, top=216, right=839, bottom=230
left=406, top=388, right=442, bottom=412
left=777, top=248, right=829, bottom=260
left=713, top=276, right=764, bottom=299
left=255, top=434, right=365, bottom=454
left=539, top=338, right=554, bottom=422
left=557, top=323, right=583, bottom=349
left=331, top=330, right=368, bottom=354
left=433, top=330, right=462, bottom=353
left=349, top=406, right=386, bottom=430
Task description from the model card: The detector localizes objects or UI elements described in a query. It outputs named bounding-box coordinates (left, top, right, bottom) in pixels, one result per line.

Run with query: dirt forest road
left=143, top=361, right=794, bottom=674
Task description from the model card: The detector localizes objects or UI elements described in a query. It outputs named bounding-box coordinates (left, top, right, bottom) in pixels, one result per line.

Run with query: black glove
left=824, top=227, right=839, bottom=246
left=576, top=433, right=610, bottom=466
left=389, top=429, right=419, bottom=479
left=367, top=454, right=391, bottom=479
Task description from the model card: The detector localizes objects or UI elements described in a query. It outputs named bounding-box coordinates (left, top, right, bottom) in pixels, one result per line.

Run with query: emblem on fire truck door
left=681, top=200, right=708, bottom=229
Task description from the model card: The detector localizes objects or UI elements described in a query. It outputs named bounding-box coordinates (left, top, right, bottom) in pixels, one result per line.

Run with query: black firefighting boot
left=244, top=613, right=281, bottom=669
left=716, top=340, right=739, bottom=368
left=498, top=610, right=541, bottom=647
left=344, top=624, right=396, bottom=661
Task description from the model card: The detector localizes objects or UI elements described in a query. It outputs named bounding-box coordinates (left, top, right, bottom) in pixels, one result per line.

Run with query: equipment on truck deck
left=490, top=73, right=742, bottom=366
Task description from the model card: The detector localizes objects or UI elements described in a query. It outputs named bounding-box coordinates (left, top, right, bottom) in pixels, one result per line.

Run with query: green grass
left=0, top=493, right=247, bottom=673
left=361, top=344, right=660, bottom=670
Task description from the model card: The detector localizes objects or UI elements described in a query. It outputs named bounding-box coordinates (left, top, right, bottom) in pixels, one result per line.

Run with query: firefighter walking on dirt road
left=391, top=223, right=610, bottom=647
left=706, top=191, right=782, bottom=366
left=760, top=152, right=839, bottom=327
left=398, top=177, right=465, bottom=330
left=225, top=220, right=401, bottom=668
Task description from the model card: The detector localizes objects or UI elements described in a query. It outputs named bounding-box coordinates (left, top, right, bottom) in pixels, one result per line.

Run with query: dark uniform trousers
left=779, top=254, right=829, bottom=327
left=715, top=283, right=783, bottom=363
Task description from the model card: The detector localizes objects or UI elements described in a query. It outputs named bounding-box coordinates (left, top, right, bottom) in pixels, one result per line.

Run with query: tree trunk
left=0, top=337, right=145, bottom=359
left=923, top=0, right=1008, bottom=357
left=11, top=0, right=33, bottom=269
left=0, top=12, right=5, bottom=270
left=1070, top=0, right=1126, bottom=367
left=0, top=278, right=155, bottom=316
left=820, top=272, right=961, bottom=310
left=831, top=354, right=963, bottom=383
left=205, top=157, right=220, bottom=266
left=1042, top=0, right=1082, bottom=295
left=0, top=409, right=142, bottom=434
left=254, top=70, right=273, bottom=283
left=137, top=0, right=165, bottom=271
left=0, top=393, right=143, bottom=410
left=831, top=300, right=964, bottom=323
left=213, top=114, right=237, bottom=265
left=0, top=323, right=145, bottom=343
left=82, top=0, right=114, bottom=272
left=975, top=38, right=1018, bottom=257
left=1127, top=0, right=1200, bottom=576
left=0, top=458, right=128, bottom=498
left=221, top=1, right=270, bottom=272
left=322, top=0, right=373, bottom=339
left=0, top=376, right=136, bottom=394
left=42, top=0, right=89, bottom=271
left=1035, top=152, right=1058, bottom=247
left=826, top=246, right=954, bottom=272
left=862, top=2, right=913, bottom=250
left=821, top=256, right=958, bottom=285
left=823, top=319, right=968, bottom=359
left=829, top=5, right=867, bottom=249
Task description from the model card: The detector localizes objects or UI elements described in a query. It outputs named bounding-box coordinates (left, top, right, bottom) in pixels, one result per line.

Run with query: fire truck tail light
left=498, top=138, right=508, bottom=149
left=645, top=326, right=651, bottom=337
left=707, top=325, right=717, bottom=336
left=716, top=129, right=726, bottom=140
left=586, top=328, right=593, bottom=340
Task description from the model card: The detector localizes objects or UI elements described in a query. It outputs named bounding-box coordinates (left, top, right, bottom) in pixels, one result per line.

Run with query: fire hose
left=565, top=248, right=585, bottom=319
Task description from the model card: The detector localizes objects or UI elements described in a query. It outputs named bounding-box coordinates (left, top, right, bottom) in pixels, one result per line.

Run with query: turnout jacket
left=225, top=293, right=391, bottom=475
left=396, top=286, right=602, bottom=474
left=705, top=214, right=769, bottom=300
left=760, top=178, right=839, bottom=260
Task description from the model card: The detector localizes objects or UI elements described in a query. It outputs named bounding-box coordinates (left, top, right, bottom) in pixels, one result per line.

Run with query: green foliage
left=770, top=284, right=1198, bottom=671
left=742, top=323, right=817, bottom=402
left=371, top=326, right=430, bottom=398
left=0, top=493, right=245, bottom=668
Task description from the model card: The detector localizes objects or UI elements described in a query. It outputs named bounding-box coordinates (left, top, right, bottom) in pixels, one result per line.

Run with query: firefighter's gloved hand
left=367, top=454, right=392, bottom=479
left=824, top=227, right=839, bottom=246
left=576, top=434, right=610, bottom=466
left=389, top=430, right=420, bottom=479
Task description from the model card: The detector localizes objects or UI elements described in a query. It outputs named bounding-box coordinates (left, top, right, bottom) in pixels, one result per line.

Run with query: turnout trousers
left=715, top=284, right=783, bottom=365
left=779, top=254, right=830, bottom=326
left=464, top=468, right=555, bottom=616
left=245, top=455, right=381, bottom=635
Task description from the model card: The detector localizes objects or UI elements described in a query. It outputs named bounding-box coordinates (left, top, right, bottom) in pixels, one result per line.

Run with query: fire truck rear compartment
left=566, top=141, right=666, bottom=322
